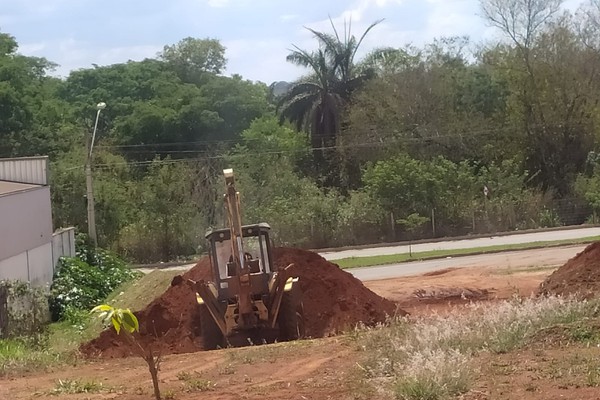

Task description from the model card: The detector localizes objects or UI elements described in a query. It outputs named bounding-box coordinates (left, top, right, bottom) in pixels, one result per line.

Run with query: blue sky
left=0, top=0, right=585, bottom=84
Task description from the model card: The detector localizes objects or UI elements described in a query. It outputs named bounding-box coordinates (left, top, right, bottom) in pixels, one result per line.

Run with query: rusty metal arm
left=191, top=280, right=228, bottom=336
left=267, top=264, right=294, bottom=327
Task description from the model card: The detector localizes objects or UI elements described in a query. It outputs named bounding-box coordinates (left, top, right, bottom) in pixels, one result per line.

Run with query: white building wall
left=27, top=243, right=53, bottom=287
left=0, top=186, right=53, bottom=260
left=0, top=253, right=29, bottom=281
left=0, top=243, right=53, bottom=287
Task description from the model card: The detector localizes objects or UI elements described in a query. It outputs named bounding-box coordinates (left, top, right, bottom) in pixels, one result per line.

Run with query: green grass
left=106, top=269, right=182, bottom=310
left=83, top=269, right=183, bottom=338
left=0, top=334, right=77, bottom=376
left=0, top=270, right=182, bottom=377
left=335, top=235, right=600, bottom=269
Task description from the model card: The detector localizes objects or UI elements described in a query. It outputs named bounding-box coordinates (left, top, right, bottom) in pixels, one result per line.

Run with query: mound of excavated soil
left=538, top=242, right=600, bottom=298
left=80, top=247, right=403, bottom=358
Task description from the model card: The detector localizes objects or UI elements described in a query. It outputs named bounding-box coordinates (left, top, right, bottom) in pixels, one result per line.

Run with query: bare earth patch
left=2, top=246, right=594, bottom=400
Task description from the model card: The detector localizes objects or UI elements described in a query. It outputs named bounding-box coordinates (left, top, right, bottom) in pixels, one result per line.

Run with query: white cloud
left=280, top=14, right=298, bottom=22
left=44, top=38, right=162, bottom=78
left=18, top=42, right=46, bottom=54
left=223, top=37, right=306, bottom=83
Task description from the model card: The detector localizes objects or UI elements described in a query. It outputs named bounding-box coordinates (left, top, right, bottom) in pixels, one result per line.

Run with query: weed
left=176, top=370, right=213, bottom=392
left=0, top=336, right=76, bottom=376
left=393, top=349, right=471, bottom=400
left=218, top=363, right=236, bottom=375
left=355, top=296, right=600, bottom=398
left=185, top=378, right=213, bottom=392
left=49, top=378, right=103, bottom=395
left=176, top=371, right=192, bottom=381
left=585, top=360, right=600, bottom=387
left=568, top=322, right=600, bottom=343
left=164, top=389, right=176, bottom=399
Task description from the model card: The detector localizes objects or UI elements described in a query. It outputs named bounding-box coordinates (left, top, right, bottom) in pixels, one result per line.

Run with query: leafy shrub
left=49, top=242, right=139, bottom=321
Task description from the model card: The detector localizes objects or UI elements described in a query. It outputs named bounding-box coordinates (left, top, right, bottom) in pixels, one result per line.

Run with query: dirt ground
left=2, top=247, right=594, bottom=400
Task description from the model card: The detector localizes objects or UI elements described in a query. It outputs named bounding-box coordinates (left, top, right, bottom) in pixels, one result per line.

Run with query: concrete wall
left=0, top=243, right=53, bottom=287
left=0, top=186, right=52, bottom=261
left=51, top=227, right=76, bottom=271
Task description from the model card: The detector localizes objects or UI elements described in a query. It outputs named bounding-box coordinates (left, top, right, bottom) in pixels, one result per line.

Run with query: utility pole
left=86, top=102, right=106, bottom=247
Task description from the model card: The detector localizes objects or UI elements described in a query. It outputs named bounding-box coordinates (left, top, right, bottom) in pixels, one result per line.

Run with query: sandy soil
left=1, top=247, right=590, bottom=400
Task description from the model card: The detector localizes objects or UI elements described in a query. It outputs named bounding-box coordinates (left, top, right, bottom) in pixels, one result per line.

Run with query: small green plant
left=395, top=377, right=444, bottom=400
left=176, top=370, right=213, bottom=392
left=163, top=389, right=176, bottom=399
left=50, top=378, right=103, bottom=395
left=185, top=377, right=212, bottom=392
left=91, top=304, right=163, bottom=400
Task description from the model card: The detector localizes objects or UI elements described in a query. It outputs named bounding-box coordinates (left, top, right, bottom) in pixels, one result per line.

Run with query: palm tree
left=278, top=18, right=383, bottom=181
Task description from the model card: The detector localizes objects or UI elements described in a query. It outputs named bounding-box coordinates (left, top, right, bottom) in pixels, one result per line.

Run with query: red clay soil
left=80, top=247, right=402, bottom=358
left=538, top=241, right=600, bottom=298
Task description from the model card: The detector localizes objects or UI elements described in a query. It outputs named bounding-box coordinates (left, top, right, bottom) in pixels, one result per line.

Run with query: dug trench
left=80, top=247, right=406, bottom=358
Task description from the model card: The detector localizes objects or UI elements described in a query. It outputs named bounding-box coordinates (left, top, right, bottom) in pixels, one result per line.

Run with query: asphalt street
left=320, top=227, right=600, bottom=261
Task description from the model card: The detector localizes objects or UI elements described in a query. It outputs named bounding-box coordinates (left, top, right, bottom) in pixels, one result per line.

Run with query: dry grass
left=353, top=296, right=600, bottom=399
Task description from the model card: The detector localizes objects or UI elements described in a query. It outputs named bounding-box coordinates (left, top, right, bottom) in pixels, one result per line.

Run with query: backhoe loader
left=188, top=169, right=304, bottom=349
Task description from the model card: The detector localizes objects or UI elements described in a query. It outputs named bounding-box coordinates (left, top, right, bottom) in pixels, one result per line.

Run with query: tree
left=478, top=0, right=594, bottom=195
left=480, top=0, right=563, bottom=50
left=160, top=37, right=226, bottom=84
left=0, top=32, right=60, bottom=157
left=91, top=305, right=163, bottom=400
left=277, top=18, right=382, bottom=185
left=396, top=213, right=430, bottom=256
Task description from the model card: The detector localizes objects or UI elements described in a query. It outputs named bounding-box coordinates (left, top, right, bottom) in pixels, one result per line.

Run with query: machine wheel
left=277, top=286, right=305, bottom=341
left=199, top=305, right=224, bottom=350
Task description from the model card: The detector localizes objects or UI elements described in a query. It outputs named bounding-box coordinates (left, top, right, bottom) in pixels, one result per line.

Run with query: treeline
left=3, top=0, right=600, bottom=262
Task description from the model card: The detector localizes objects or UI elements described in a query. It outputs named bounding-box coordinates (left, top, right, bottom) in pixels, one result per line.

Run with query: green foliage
left=49, top=244, right=139, bottom=321
left=279, top=19, right=382, bottom=185
left=116, top=159, right=205, bottom=262
left=363, top=154, right=544, bottom=236
left=4, top=14, right=600, bottom=260
left=91, top=304, right=139, bottom=335
left=91, top=303, right=160, bottom=400
left=160, top=37, right=227, bottom=82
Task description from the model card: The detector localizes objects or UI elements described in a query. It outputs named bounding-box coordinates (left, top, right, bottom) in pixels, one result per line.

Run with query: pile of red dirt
left=80, top=247, right=403, bottom=358
left=538, top=241, right=600, bottom=298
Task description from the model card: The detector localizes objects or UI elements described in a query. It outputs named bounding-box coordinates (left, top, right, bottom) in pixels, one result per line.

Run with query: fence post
left=431, top=208, right=436, bottom=237
left=390, top=211, right=396, bottom=241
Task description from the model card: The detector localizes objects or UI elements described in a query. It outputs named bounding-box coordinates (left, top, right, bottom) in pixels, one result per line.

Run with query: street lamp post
left=86, top=102, right=106, bottom=246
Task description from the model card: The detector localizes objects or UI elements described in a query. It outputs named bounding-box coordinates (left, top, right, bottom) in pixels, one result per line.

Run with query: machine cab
left=205, top=223, right=273, bottom=300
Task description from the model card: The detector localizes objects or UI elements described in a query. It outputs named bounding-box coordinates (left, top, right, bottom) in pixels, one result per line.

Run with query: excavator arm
left=223, top=169, right=256, bottom=327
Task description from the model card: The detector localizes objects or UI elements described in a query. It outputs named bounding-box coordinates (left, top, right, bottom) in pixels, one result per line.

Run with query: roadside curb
left=314, top=224, right=599, bottom=254
left=338, top=241, right=594, bottom=270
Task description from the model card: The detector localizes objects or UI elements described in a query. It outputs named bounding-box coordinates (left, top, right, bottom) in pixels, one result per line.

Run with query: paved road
left=348, top=245, right=587, bottom=281
left=320, top=227, right=600, bottom=261
left=138, top=227, right=599, bottom=278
